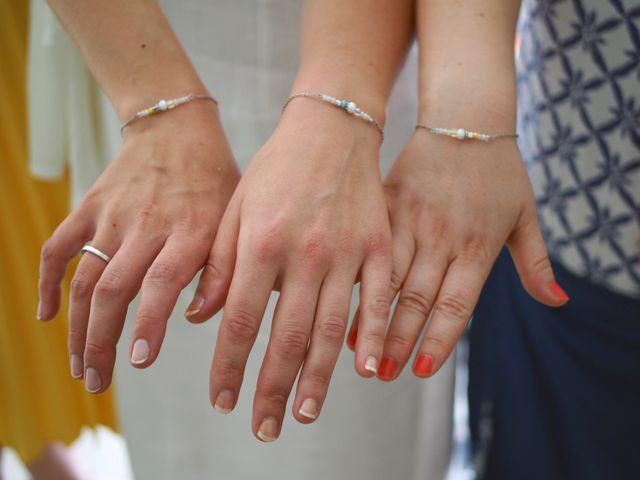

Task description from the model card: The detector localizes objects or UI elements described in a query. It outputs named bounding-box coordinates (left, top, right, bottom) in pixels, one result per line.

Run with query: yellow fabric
left=0, top=0, right=119, bottom=463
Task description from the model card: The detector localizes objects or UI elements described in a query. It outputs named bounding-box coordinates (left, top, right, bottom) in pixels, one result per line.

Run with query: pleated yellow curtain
left=0, top=0, right=119, bottom=463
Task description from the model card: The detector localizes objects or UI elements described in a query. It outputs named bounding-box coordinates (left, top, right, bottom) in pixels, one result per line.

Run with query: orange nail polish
left=550, top=281, right=569, bottom=303
left=378, top=357, right=398, bottom=381
left=413, top=354, right=433, bottom=378
left=347, top=328, right=358, bottom=350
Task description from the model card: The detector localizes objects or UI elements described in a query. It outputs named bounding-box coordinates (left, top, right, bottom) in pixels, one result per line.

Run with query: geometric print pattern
left=517, top=0, right=640, bottom=298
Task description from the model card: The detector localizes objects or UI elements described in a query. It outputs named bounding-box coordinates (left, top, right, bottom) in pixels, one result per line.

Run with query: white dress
left=29, top=1, right=455, bottom=479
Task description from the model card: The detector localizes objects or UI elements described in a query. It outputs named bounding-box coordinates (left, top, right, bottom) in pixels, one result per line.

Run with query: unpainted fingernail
left=36, top=301, right=43, bottom=321
left=131, top=339, right=150, bottom=365
left=214, top=390, right=235, bottom=414
left=185, top=294, right=205, bottom=318
left=364, top=356, right=378, bottom=374
left=70, top=354, right=83, bottom=379
left=299, top=398, right=318, bottom=420
left=413, top=354, right=434, bottom=378
left=257, top=417, right=279, bottom=442
left=85, top=368, right=102, bottom=393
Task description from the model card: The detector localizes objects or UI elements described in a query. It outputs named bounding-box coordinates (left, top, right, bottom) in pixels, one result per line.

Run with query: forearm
left=291, top=0, right=415, bottom=125
left=46, top=0, right=207, bottom=120
left=417, top=0, right=521, bottom=128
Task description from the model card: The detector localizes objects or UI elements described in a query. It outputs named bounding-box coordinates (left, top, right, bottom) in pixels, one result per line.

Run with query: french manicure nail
left=347, top=328, right=358, bottom=350
left=550, top=281, right=569, bottom=303
left=378, top=357, right=398, bottom=381
left=364, top=356, right=378, bottom=374
left=299, top=398, right=318, bottom=420
left=131, top=339, right=150, bottom=365
left=185, top=294, right=205, bottom=318
left=70, top=354, right=83, bottom=379
left=214, top=390, right=235, bottom=414
left=36, top=301, right=43, bottom=321
left=413, top=354, right=434, bottom=378
left=85, top=368, right=102, bottom=393
left=257, top=417, right=279, bottom=442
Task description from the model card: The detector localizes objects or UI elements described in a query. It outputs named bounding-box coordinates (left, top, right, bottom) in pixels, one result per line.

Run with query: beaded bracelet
left=415, top=124, right=518, bottom=142
left=120, top=94, right=218, bottom=134
left=283, top=93, right=384, bottom=141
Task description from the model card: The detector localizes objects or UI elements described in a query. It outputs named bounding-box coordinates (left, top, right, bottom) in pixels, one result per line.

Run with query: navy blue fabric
left=469, top=249, right=640, bottom=480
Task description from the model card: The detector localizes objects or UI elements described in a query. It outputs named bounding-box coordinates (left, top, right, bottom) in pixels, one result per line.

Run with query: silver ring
left=81, top=244, right=111, bottom=263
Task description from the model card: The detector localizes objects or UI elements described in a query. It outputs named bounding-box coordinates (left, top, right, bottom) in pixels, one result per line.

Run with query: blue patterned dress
left=469, top=1, right=640, bottom=479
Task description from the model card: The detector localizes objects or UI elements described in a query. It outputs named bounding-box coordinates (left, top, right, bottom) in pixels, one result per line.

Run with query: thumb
left=185, top=204, right=240, bottom=323
left=507, top=207, right=569, bottom=307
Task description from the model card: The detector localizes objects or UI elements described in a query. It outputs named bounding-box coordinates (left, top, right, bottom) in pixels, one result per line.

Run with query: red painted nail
left=550, top=281, right=569, bottom=303
left=413, top=354, right=434, bottom=378
left=377, top=357, right=398, bottom=381
left=347, top=328, right=358, bottom=350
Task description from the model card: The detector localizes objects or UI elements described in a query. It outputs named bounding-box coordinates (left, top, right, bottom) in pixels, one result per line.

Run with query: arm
left=38, top=0, right=239, bottom=393
left=347, top=0, right=568, bottom=380
left=187, top=0, right=414, bottom=440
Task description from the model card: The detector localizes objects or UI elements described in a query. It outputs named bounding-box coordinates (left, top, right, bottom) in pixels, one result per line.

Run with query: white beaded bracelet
left=416, top=123, right=518, bottom=142
left=283, top=93, right=384, bottom=141
left=120, top=94, right=218, bottom=134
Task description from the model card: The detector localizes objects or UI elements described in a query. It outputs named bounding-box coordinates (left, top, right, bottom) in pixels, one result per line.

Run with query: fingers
left=377, top=251, right=447, bottom=381
left=251, top=272, right=322, bottom=442
left=415, top=255, right=492, bottom=378
left=507, top=208, right=569, bottom=306
left=82, top=234, right=162, bottom=393
left=129, top=235, right=211, bottom=369
left=346, top=226, right=414, bottom=352
left=39, top=212, right=94, bottom=321
left=354, top=235, right=392, bottom=377
left=185, top=199, right=240, bottom=323
left=209, top=251, right=278, bottom=417
left=293, top=269, right=354, bottom=424
left=67, top=233, right=118, bottom=380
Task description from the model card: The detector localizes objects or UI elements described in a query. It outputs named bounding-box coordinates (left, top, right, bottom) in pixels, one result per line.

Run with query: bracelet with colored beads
left=283, top=93, right=384, bottom=141
left=415, top=124, right=518, bottom=142
left=120, top=94, right=218, bottom=135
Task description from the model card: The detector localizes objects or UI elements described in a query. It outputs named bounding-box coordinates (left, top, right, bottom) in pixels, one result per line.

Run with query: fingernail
left=413, top=354, right=434, bottom=378
left=257, top=417, right=279, bottom=442
left=347, top=328, right=358, bottom=350
left=364, top=356, right=378, bottom=374
left=299, top=398, right=318, bottom=420
left=85, top=368, right=102, bottom=393
left=378, top=357, right=398, bottom=381
left=70, top=354, right=83, bottom=379
left=550, top=281, right=569, bottom=303
left=36, top=301, right=43, bottom=321
left=185, top=294, right=205, bottom=318
left=131, top=339, right=150, bottom=365
left=214, top=390, right=235, bottom=414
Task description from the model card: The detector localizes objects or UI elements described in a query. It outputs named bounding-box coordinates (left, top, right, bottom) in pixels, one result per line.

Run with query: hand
left=38, top=100, right=240, bottom=393
left=186, top=99, right=392, bottom=440
left=347, top=126, right=569, bottom=381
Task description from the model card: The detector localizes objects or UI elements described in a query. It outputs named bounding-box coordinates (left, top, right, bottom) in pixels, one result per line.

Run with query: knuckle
left=385, top=331, right=414, bottom=351
left=145, top=261, right=183, bottom=286
left=253, top=234, right=282, bottom=263
left=224, top=308, right=260, bottom=342
left=361, top=330, right=385, bottom=347
left=390, top=269, right=404, bottom=293
left=70, top=271, right=93, bottom=299
left=458, top=235, right=491, bottom=265
left=301, top=233, right=331, bottom=266
left=303, top=369, right=330, bottom=389
left=434, top=293, right=471, bottom=322
left=94, top=271, right=125, bottom=301
left=274, top=326, right=308, bottom=360
left=365, top=231, right=391, bottom=256
left=256, top=388, right=289, bottom=408
left=67, top=329, right=86, bottom=350
left=84, top=340, right=112, bottom=359
left=368, top=294, right=390, bottom=318
left=397, top=289, right=432, bottom=317
left=40, top=238, right=58, bottom=263
left=315, top=314, right=346, bottom=343
left=213, top=357, right=243, bottom=381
